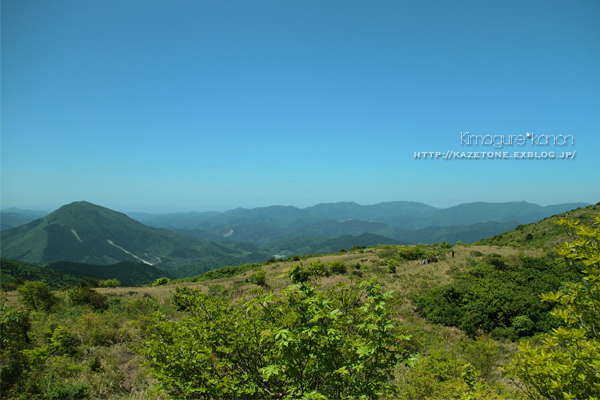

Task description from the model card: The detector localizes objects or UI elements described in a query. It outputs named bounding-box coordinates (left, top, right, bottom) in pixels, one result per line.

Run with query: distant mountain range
left=0, top=200, right=590, bottom=279
left=1, top=208, right=49, bottom=231
left=127, top=200, right=588, bottom=245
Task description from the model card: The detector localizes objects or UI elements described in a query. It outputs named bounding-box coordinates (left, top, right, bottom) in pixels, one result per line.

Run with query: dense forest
left=1, top=206, right=599, bottom=399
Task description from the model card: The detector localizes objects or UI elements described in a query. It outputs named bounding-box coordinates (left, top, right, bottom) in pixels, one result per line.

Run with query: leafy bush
left=282, top=263, right=306, bottom=286
left=305, top=260, right=330, bottom=277
left=99, top=279, right=120, bottom=288
left=400, top=349, right=502, bottom=399
left=248, top=270, right=267, bottom=286
left=139, top=275, right=411, bottom=399
left=329, top=260, right=347, bottom=274
left=67, top=286, right=109, bottom=311
left=525, top=233, right=533, bottom=241
left=77, top=312, right=127, bottom=346
left=414, top=256, right=580, bottom=339
left=459, top=336, right=501, bottom=382
left=398, top=245, right=430, bottom=261
left=45, top=382, right=88, bottom=400
left=385, top=260, right=397, bottom=274
left=504, top=216, right=600, bottom=399
left=0, top=295, right=31, bottom=396
left=50, top=326, right=79, bottom=356
left=150, top=277, right=171, bottom=287
left=16, top=281, right=60, bottom=312
left=1, top=295, right=30, bottom=354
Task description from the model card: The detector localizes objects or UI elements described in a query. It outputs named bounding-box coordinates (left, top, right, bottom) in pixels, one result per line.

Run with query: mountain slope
left=1, top=201, right=270, bottom=267
left=475, top=202, right=600, bottom=248
left=414, top=201, right=589, bottom=228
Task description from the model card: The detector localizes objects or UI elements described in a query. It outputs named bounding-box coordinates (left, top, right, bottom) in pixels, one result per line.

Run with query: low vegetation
left=413, top=254, right=580, bottom=339
left=140, top=275, right=410, bottom=399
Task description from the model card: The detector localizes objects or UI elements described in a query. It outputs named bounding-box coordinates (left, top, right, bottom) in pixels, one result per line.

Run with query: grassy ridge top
left=476, top=202, right=600, bottom=248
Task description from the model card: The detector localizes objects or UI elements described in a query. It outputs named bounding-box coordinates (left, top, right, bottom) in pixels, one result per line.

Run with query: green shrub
left=99, top=279, right=120, bottom=288
left=67, top=286, right=109, bottom=311
left=398, top=246, right=426, bottom=261
left=150, top=277, right=171, bottom=287
left=305, top=260, right=330, bottom=277
left=401, top=349, right=500, bottom=399
left=1, top=295, right=31, bottom=354
left=460, top=336, right=501, bottom=382
left=414, top=256, right=580, bottom=339
left=329, top=260, right=347, bottom=274
left=504, top=217, right=600, bottom=399
left=386, top=263, right=397, bottom=274
left=525, top=233, right=533, bottom=241
left=77, top=312, right=126, bottom=346
left=139, top=276, right=411, bottom=399
left=17, top=281, right=59, bottom=312
left=207, top=284, right=227, bottom=296
left=45, top=382, right=88, bottom=400
left=87, top=278, right=101, bottom=287
left=248, top=270, right=267, bottom=286
left=50, top=326, right=79, bottom=356
left=0, top=295, right=31, bottom=396
left=288, top=263, right=308, bottom=284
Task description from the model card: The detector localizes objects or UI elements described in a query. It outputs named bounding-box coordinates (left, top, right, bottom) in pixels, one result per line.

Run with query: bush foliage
left=139, top=272, right=411, bottom=399
left=16, top=281, right=60, bottom=312
left=413, top=255, right=580, bottom=339
left=504, top=216, right=600, bottom=399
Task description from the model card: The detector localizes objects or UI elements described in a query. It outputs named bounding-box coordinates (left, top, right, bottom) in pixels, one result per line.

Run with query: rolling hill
left=475, top=202, right=600, bottom=248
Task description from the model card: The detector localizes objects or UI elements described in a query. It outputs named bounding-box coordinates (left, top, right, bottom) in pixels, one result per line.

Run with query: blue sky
left=2, top=0, right=599, bottom=213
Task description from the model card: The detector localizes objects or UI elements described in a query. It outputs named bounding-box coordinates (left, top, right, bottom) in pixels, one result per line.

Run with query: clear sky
left=2, top=0, right=599, bottom=213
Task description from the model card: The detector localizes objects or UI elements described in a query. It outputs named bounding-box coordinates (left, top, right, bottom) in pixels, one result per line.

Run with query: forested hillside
left=1, top=259, right=84, bottom=290
left=1, top=201, right=271, bottom=268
